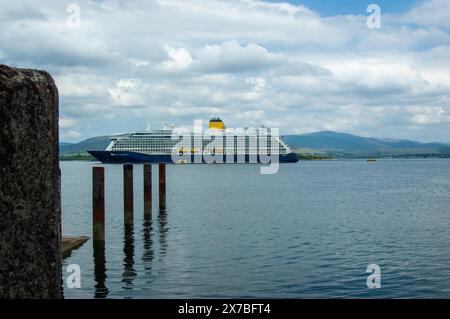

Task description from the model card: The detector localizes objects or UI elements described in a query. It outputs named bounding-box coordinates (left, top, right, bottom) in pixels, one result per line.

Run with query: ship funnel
left=208, top=117, right=226, bottom=130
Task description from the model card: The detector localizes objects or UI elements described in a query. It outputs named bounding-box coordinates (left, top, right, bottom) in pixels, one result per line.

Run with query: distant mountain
left=283, top=131, right=450, bottom=157
left=59, top=136, right=110, bottom=154
left=59, top=131, right=450, bottom=158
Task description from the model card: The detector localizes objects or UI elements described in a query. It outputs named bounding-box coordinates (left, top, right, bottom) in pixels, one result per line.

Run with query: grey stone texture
left=0, top=64, right=62, bottom=298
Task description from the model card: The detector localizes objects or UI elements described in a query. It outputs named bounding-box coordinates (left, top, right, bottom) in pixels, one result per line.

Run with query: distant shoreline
left=60, top=131, right=450, bottom=161
left=59, top=152, right=450, bottom=162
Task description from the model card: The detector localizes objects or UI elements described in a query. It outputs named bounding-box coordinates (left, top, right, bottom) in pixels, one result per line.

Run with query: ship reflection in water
left=92, top=207, right=168, bottom=298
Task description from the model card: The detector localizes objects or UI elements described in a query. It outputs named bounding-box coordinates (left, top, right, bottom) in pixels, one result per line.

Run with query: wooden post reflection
left=122, top=224, right=136, bottom=290
left=93, top=240, right=109, bottom=298
left=142, top=213, right=154, bottom=272
left=158, top=207, right=168, bottom=257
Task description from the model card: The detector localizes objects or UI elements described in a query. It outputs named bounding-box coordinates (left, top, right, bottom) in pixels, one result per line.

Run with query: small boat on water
left=367, top=158, right=377, bottom=162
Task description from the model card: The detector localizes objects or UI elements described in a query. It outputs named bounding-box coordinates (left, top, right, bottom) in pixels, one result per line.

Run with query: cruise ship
left=88, top=118, right=298, bottom=164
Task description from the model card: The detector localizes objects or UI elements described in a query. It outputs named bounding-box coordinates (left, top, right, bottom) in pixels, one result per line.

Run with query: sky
left=267, top=0, right=421, bottom=16
left=1, top=0, right=450, bottom=142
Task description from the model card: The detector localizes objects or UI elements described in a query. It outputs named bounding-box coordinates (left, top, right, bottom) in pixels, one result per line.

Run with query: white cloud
left=160, top=45, right=193, bottom=71
left=55, top=74, right=107, bottom=98
left=195, top=41, right=282, bottom=73
left=128, top=58, right=150, bottom=67
left=410, top=106, right=450, bottom=125
left=61, top=130, right=81, bottom=139
left=246, top=77, right=266, bottom=91
left=59, top=116, right=76, bottom=128
left=108, top=78, right=145, bottom=107
left=400, top=0, right=450, bottom=28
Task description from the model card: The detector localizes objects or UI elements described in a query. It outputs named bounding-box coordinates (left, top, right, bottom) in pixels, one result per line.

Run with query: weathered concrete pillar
left=0, top=65, right=62, bottom=298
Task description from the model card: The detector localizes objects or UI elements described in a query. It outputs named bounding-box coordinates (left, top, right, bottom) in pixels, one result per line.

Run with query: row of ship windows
left=112, top=147, right=286, bottom=150
left=112, top=146, right=284, bottom=151
left=116, top=137, right=275, bottom=144
left=115, top=140, right=272, bottom=145
left=112, top=147, right=287, bottom=153
left=112, top=149, right=287, bottom=154
left=112, top=139, right=287, bottom=153
left=113, top=142, right=280, bottom=149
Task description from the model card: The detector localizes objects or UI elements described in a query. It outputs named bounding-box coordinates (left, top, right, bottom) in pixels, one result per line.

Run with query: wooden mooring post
left=93, top=167, right=105, bottom=241
left=159, top=163, right=166, bottom=209
left=92, top=163, right=165, bottom=246
left=143, top=164, right=152, bottom=216
left=124, top=164, right=134, bottom=225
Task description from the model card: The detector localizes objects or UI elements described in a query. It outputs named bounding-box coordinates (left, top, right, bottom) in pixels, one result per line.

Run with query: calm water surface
left=61, top=159, right=450, bottom=298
